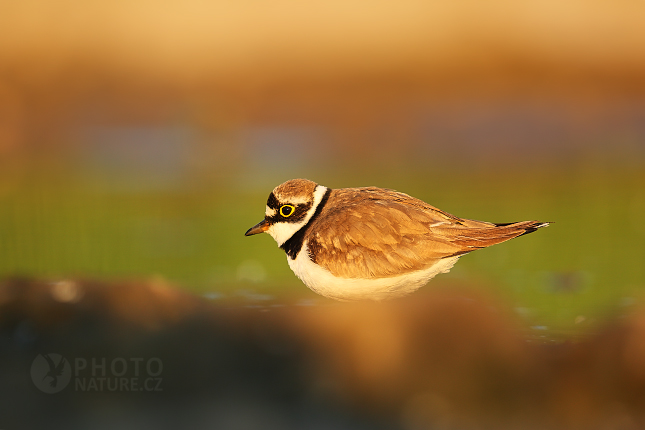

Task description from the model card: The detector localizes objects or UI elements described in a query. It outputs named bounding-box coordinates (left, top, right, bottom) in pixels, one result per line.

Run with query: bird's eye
left=280, top=205, right=295, bottom=217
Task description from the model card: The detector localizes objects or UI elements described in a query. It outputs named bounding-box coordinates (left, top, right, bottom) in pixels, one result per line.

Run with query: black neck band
left=280, top=188, right=331, bottom=260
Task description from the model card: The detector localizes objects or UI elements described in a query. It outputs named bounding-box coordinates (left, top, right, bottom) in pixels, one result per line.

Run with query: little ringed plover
left=245, top=179, right=549, bottom=301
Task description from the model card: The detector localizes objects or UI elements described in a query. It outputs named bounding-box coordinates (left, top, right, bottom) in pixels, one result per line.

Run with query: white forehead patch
left=265, top=206, right=277, bottom=217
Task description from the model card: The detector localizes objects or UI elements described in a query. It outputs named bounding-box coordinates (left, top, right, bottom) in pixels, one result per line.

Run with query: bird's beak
left=245, top=219, right=270, bottom=236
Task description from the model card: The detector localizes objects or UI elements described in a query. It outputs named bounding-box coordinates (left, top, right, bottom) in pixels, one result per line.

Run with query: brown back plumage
left=306, top=187, right=547, bottom=279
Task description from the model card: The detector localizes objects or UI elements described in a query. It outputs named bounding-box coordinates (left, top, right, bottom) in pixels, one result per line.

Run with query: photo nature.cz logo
left=31, top=353, right=163, bottom=394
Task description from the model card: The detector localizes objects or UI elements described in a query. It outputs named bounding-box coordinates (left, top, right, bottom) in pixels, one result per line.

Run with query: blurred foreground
left=2, top=277, right=645, bottom=429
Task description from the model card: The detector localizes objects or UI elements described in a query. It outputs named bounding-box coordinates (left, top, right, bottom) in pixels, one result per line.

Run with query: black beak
left=245, top=219, right=270, bottom=236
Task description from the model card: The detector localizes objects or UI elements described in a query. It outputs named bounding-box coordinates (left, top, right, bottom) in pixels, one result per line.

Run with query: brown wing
left=306, top=187, right=547, bottom=279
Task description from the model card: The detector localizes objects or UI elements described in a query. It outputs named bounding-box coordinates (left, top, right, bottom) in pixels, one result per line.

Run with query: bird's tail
left=494, top=220, right=550, bottom=237
left=441, top=220, right=550, bottom=255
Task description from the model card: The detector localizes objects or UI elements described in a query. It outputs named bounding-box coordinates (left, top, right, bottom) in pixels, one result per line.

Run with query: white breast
left=287, top=241, right=460, bottom=301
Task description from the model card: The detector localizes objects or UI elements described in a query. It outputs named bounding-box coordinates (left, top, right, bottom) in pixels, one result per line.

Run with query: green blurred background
left=1, top=0, right=644, bottom=335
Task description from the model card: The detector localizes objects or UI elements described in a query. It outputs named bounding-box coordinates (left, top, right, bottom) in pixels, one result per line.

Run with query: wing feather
left=306, top=187, right=545, bottom=279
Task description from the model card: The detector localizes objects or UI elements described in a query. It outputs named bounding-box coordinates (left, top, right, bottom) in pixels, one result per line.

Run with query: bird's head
left=245, top=178, right=328, bottom=246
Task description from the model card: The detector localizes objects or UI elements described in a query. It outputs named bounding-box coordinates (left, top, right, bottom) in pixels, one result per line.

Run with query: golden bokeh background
left=2, top=0, right=645, bottom=326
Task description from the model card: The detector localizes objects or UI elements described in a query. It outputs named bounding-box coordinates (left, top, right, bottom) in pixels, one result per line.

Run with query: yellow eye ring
left=280, top=205, right=295, bottom=217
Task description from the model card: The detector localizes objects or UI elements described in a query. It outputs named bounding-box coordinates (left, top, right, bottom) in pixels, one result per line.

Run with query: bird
left=245, top=179, right=549, bottom=301
left=42, top=353, right=68, bottom=388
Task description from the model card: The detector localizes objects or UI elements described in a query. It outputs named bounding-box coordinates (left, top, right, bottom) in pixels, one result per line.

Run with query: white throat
left=266, top=185, right=328, bottom=246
